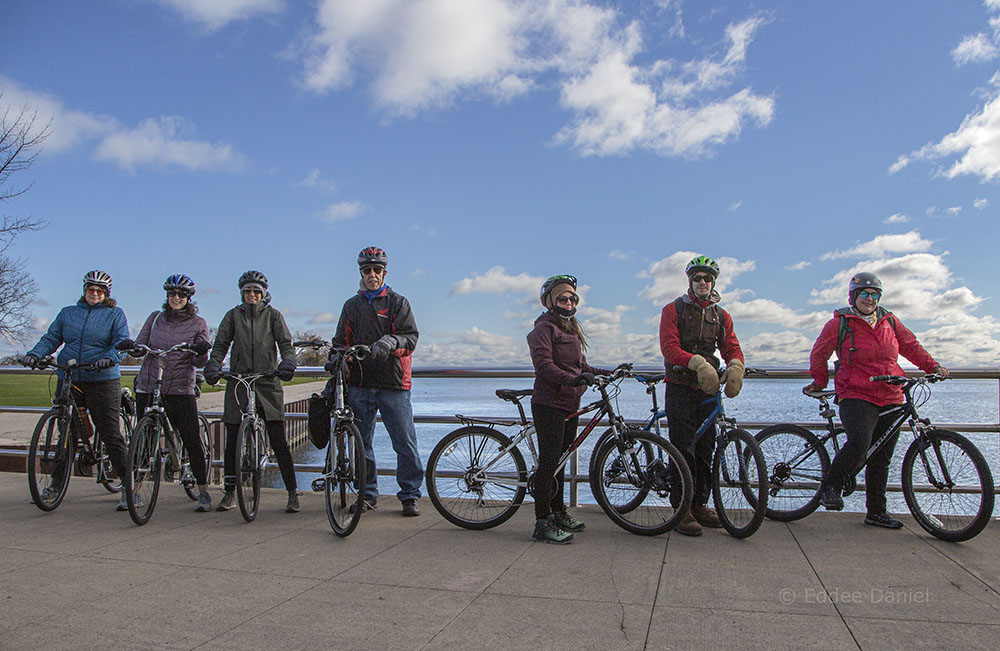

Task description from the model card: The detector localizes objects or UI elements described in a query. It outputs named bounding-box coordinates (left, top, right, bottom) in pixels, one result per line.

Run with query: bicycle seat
left=495, top=389, right=532, bottom=402
left=633, top=373, right=664, bottom=386
left=805, top=390, right=836, bottom=399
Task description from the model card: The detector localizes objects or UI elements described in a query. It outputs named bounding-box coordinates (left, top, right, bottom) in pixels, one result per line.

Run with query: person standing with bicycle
left=203, top=271, right=299, bottom=513
left=527, top=274, right=608, bottom=544
left=659, top=256, right=745, bottom=537
left=331, top=246, right=423, bottom=517
left=803, top=272, right=949, bottom=528
left=126, top=274, right=213, bottom=512
left=23, top=270, right=131, bottom=509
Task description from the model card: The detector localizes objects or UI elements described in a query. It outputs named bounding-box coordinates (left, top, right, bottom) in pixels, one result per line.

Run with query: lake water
left=271, top=377, right=1000, bottom=514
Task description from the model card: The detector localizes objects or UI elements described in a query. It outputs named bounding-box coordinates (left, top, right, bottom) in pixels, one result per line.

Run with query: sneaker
left=690, top=504, right=723, bottom=528
left=401, top=498, right=420, bottom=517
left=286, top=491, right=300, bottom=513
left=675, top=512, right=703, bottom=537
left=349, top=498, right=377, bottom=514
left=532, top=515, right=574, bottom=544
left=552, top=509, right=585, bottom=532
left=39, top=485, right=60, bottom=502
left=819, top=484, right=844, bottom=511
left=216, top=491, right=236, bottom=511
left=116, top=492, right=142, bottom=511
left=195, top=492, right=212, bottom=512
left=864, top=512, right=903, bottom=529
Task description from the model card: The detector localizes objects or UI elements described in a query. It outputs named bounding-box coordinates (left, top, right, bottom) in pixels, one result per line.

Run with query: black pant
left=828, top=398, right=901, bottom=514
left=531, top=403, right=579, bottom=520
left=70, top=379, right=127, bottom=480
left=136, top=393, right=207, bottom=485
left=223, top=413, right=296, bottom=491
left=664, top=383, right=717, bottom=506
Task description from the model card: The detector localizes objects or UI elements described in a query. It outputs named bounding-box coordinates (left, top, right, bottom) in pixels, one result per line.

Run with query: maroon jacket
left=526, top=311, right=604, bottom=412
left=135, top=310, right=211, bottom=396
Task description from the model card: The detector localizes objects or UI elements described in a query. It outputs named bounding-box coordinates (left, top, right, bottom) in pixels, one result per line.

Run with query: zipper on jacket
left=78, top=303, right=94, bottom=363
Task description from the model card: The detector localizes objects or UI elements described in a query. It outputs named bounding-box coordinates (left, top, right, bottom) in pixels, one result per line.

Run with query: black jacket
left=332, top=286, right=418, bottom=390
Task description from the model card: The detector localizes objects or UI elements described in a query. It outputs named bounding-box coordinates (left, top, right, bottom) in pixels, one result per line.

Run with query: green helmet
left=685, top=256, right=720, bottom=279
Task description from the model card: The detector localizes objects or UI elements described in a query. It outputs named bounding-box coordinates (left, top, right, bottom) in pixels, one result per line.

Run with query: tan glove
left=723, top=359, right=745, bottom=398
left=687, top=355, right=720, bottom=394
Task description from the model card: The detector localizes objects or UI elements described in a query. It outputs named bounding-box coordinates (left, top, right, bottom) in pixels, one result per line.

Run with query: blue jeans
left=348, top=386, right=424, bottom=502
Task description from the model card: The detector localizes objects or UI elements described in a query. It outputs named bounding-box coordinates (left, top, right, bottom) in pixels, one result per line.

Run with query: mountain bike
left=296, top=340, right=369, bottom=537
left=631, top=368, right=768, bottom=538
left=122, top=342, right=214, bottom=525
left=756, top=374, right=994, bottom=542
left=23, top=356, right=133, bottom=511
left=426, top=364, right=694, bottom=537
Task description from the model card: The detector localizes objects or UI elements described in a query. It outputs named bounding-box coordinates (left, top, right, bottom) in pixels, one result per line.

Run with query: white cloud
left=724, top=298, right=829, bottom=330
left=975, top=197, right=989, bottom=209
left=417, top=326, right=528, bottom=366
left=94, top=117, right=244, bottom=173
left=947, top=206, right=963, bottom=216
left=296, top=168, right=338, bottom=193
left=989, top=0, right=1000, bottom=12
left=154, top=0, right=283, bottom=31
left=727, top=200, right=742, bottom=212
left=638, top=251, right=755, bottom=304
left=819, top=231, right=931, bottom=260
left=1, top=77, right=113, bottom=152
left=740, top=330, right=814, bottom=366
left=450, top=266, right=544, bottom=296
left=951, top=33, right=999, bottom=66
left=321, top=200, right=370, bottom=222
left=884, top=213, right=910, bottom=224
left=609, top=249, right=634, bottom=260
left=785, top=260, right=811, bottom=270
left=409, top=223, right=438, bottom=236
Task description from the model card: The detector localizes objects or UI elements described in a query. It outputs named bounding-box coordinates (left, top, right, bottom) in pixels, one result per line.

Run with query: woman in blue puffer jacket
left=24, top=270, right=131, bottom=510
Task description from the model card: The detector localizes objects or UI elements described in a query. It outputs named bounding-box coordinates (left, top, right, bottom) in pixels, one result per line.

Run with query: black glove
left=22, top=354, right=38, bottom=369
left=204, top=360, right=221, bottom=385
left=94, top=358, right=114, bottom=370
left=116, top=339, right=135, bottom=351
left=277, top=358, right=297, bottom=381
left=369, top=335, right=396, bottom=362
left=191, top=339, right=212, bottom=355
left=573, top=372, right=595, bottom=386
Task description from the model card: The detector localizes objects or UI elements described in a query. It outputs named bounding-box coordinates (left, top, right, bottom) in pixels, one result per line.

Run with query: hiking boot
left=349, top=498, right=377, bottom=514
left=194, top=492, right=212, bottom=512
left=286, top=491, right=300, bottom=513
left=216, top=490, right=236, bottom=511
left=532, top=515, right=574, bottom=544
left=690, top=504, right=723, bottom=528
left=864, top=512, right=903, bottom=529
left=819, top=484, right=844, bottom=511
left=675, top=512, right=703, bottom=537
left=552, top=509, right=585, bottom=532
left=401, top=498, right=420, bottom=517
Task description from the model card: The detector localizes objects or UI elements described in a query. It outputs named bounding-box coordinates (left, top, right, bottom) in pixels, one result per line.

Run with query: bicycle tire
left=235, top=418, right=262, bottom=522
left=712, top=428, right=767, bottom=538
left=591, top=429, right=692, bottom=536
left=755, top=424, right=830, bottom=521
left=182, top=415, right=213, bottom=500
left=901, top=429, right=995, bottom=542
left=125, top=415, right=162, bottom=526
left=27, top=408, right=74, bottom=512
left=426, top=426, right=527, bottom=530
left=325, top=421, right=367, bottom=537
left=587, top=427, right=654, bottom=514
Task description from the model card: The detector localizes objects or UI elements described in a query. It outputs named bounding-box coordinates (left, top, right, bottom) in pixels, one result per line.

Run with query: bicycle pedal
left=181, top=477, right=195, bottom=488
left=311, top=477, right=327, bottom=492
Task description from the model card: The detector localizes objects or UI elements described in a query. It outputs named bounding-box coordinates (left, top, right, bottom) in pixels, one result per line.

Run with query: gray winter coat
left=135, top=309, right=211, bottom=396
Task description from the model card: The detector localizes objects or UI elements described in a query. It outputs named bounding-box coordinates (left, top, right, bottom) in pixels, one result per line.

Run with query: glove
left=22, top=354, right=38, bottom=369
left=687, top=355, right=720, bottom=394
left=802, top=383, right=822, bottom=395
left=369, top=335, right=396, bottom=362
left=723, top=359, right=745, bottom=398
left=94, top=358, right=114, bottom=370
left=191, top=340, right=212, bottom=355
left=277, top=358, right=297, bottom=381
left=932, top=365, right=950, bottom=378
left=324, top=350, right=342, bottom=374
left=572, top=372, right=595, bottom=386
left=204, top=360, right=221, bottom=385
left=115, top=339, right=136, bottom=351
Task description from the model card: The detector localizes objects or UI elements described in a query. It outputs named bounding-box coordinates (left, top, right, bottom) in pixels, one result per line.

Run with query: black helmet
left=163, top=274, right=196, bottom=296
left=83, top=269, right=112, bottom=294
left=238, top=270, right=268, bottom=291
left=685, top=256, right=720, bottom=279
left=358, top=246, right=388, bottom=268
left=849, top=272, right=882, bottom=293
left=539, top=274, right=577, bottom=308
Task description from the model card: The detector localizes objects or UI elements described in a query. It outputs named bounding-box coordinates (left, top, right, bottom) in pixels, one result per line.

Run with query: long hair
left=549, top=308, right=588, bottom=351
left=161, top=300, right=198, bottom=317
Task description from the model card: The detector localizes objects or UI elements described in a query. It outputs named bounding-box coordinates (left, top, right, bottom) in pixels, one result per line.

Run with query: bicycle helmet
left=238, top=270, right=268, bottom=291
left=358, top=246, right=388, bottom=268
left=163, top=273, right=196, bottom=296
left=83, top=269, right=112, bottom=294
left=849, top=271, right=882, bottom=303
left=539, top=274, right=577, bottom=308
left=685, top=256, right=720, bottom=279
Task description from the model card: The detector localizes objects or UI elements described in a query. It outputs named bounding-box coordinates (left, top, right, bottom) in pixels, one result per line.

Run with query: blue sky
left=3, top=0, right=1000, bottom=368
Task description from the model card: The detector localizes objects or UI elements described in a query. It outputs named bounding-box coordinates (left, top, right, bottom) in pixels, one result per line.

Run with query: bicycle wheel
left=901, top=429, right=995, bottom=542
left=712, top=428, right=767, bottom=538
left=235, top=418, right=262, bottom=522
left=588, top=427, right=654, bottom=514
left=755, top=424, right=830, bottom=521
left=28, top=408, right=75, bottom=511
left=591, top=430, right=692, bottom=536
left=182, top=416, right=213, bottom=500
left=325, top=421, right=367, bottom=537
left=426, top=426, right=527, bottom=530
left=125, top=416, right=162, bottom=525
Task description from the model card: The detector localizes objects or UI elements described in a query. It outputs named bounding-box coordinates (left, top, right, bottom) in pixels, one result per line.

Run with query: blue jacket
left=28, top=299, right=130, bottom=382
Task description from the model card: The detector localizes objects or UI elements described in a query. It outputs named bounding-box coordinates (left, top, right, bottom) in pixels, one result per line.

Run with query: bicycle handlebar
left=127, top=342, right=193, bottom=357
left=219, top=369, right=281, bottom=381
left=870, top=373, right=947, bottom=385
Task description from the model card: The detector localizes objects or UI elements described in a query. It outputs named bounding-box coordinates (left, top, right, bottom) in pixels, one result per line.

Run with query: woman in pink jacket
left=803, top=272, right=948, bottom=528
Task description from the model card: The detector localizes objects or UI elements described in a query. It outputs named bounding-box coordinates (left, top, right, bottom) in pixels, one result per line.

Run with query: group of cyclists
left=18, top=249, right=950, bottom=543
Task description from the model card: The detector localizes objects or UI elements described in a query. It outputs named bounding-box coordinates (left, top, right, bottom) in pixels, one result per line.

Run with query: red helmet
left=358, top=246, right=388, bottom=268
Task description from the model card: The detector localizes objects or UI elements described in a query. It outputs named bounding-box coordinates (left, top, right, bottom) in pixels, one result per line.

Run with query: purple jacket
left=526, top=311, right=604, bottom=412
left=135, top=310, right=210, bottom=396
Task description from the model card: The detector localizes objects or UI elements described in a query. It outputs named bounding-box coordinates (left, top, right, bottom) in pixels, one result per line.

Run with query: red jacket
left=809, top=307, right=938, bottom=406
left=659, top=292, right=743, bottom=386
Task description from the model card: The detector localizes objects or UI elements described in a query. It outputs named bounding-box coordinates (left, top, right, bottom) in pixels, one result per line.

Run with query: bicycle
left=296, top=340, right=369, bottom=537
left=755, top=374, right=994, bottom=542
left=631, top=367, right=768, bottom=538
left=426, top=364, right=694, bottom=537
left=122, top=342, right=214, bottom=525
left=23, top=356, right=133, bottom=511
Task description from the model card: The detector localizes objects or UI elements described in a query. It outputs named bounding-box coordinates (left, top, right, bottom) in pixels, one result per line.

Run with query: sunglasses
left=361, top=266, right=385, bottom=276
left=556, top=294, right=580, bottom=305
left=242, top=288, right=263, bottom=295
left=690, top=274, right=714, bottom=283
left=167, top=291, right=189, bottom=298
left=84, top=285, right=107, bottom=294
left=857, top=290, right=881, bottom=301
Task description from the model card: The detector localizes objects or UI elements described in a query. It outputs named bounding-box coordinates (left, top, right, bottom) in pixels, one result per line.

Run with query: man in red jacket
left=659, top=256, right=745, bottom=536
left=804, top=272, right=949, bottom=528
